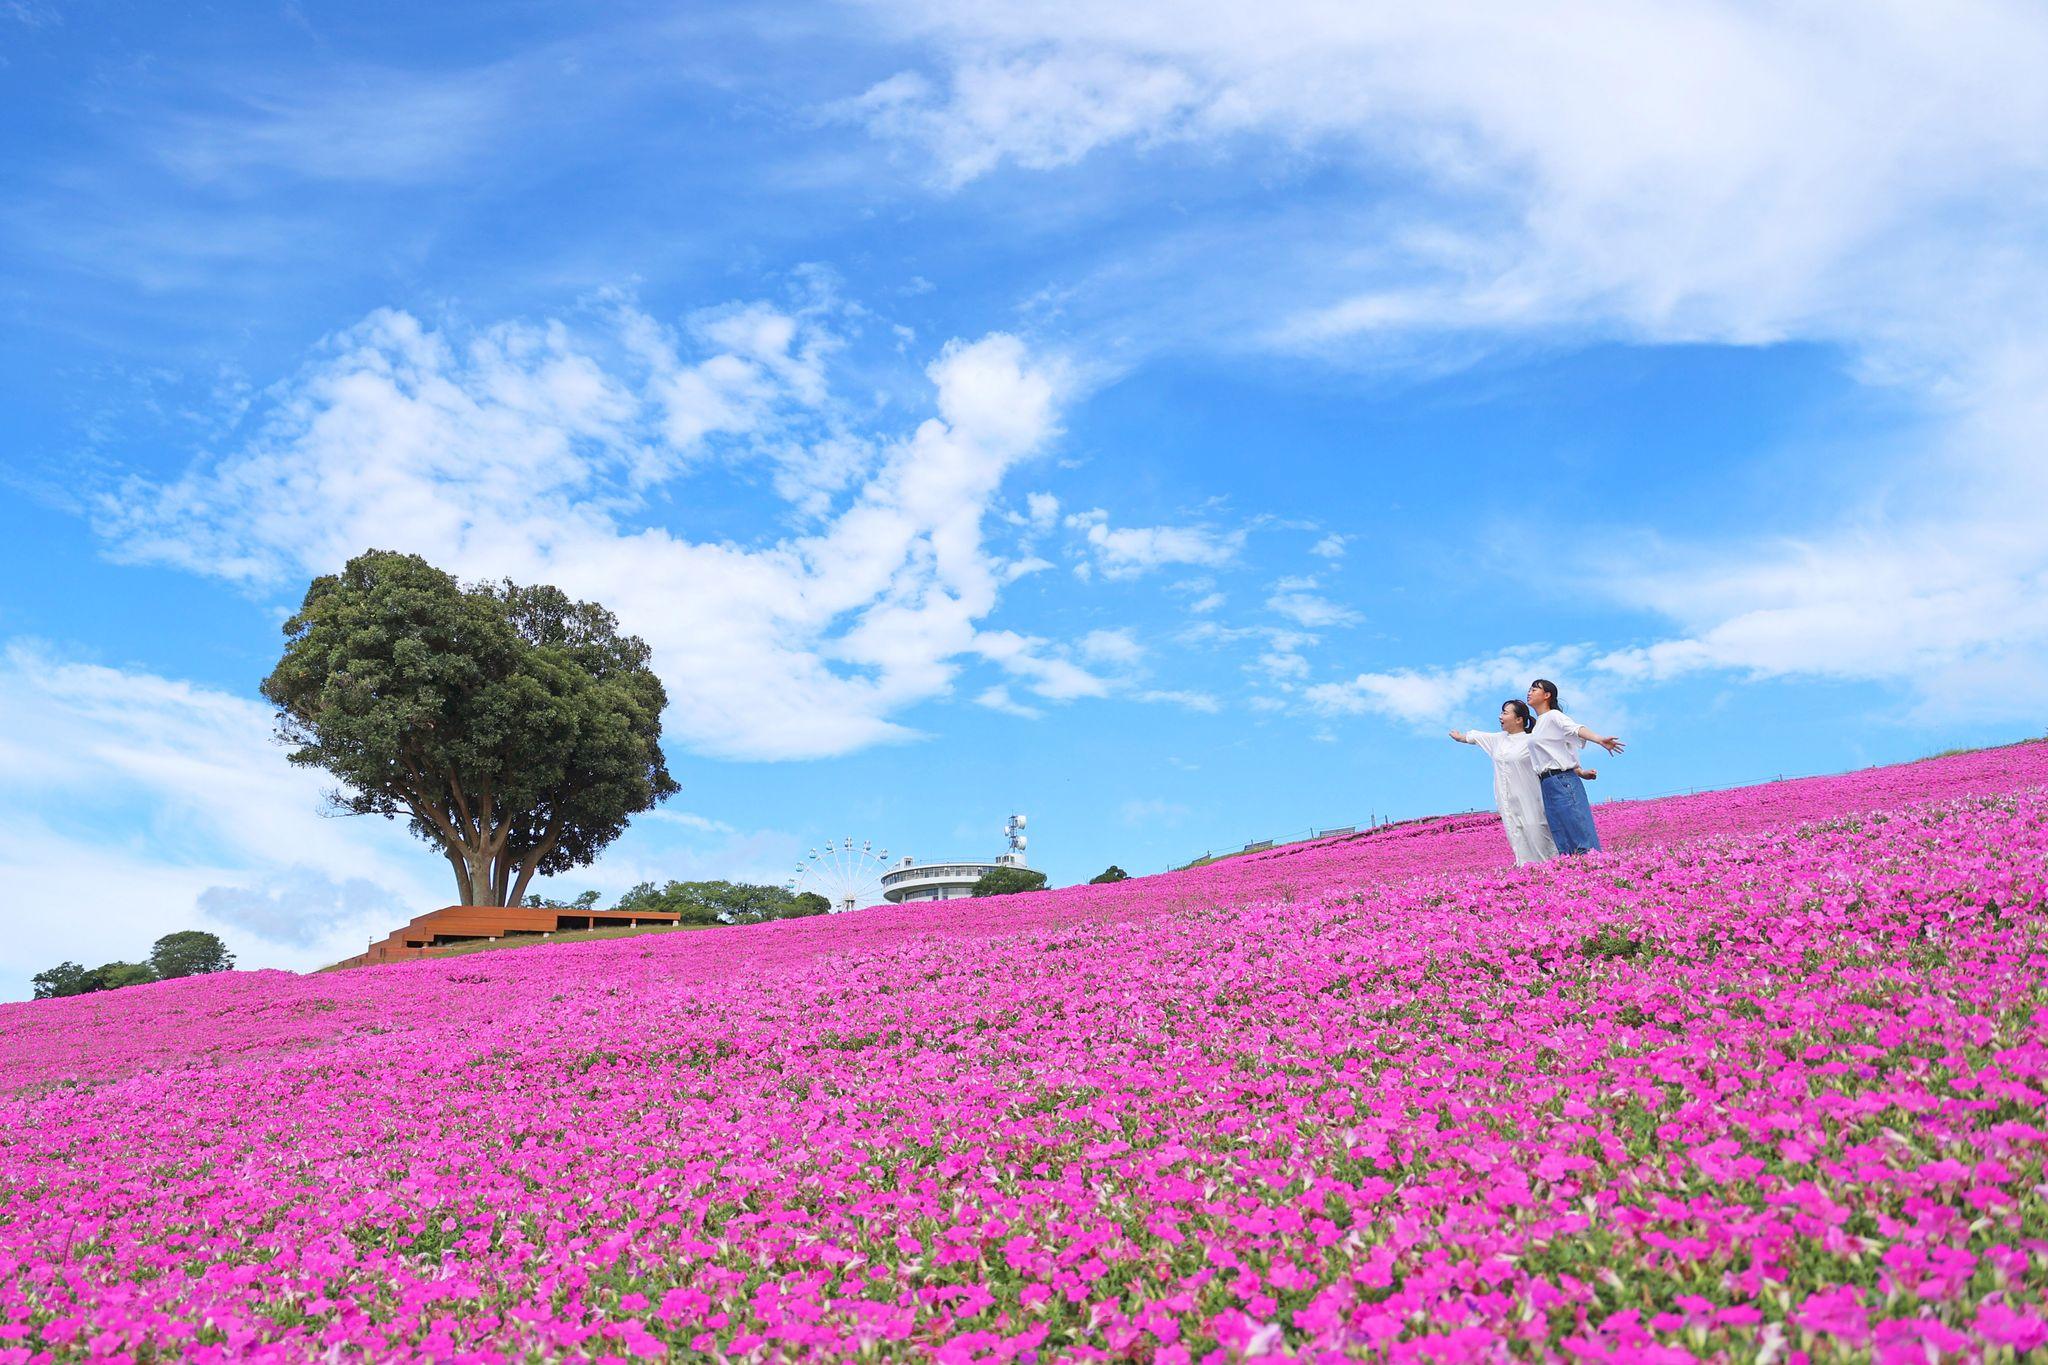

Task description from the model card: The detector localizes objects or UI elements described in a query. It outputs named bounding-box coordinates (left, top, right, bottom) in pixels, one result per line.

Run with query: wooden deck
left=334, top=905, right=684, bottom=968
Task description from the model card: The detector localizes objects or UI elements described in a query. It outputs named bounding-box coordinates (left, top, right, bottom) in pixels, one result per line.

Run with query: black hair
left=1530, top=678, right=1561, bottom=710
left=1501, top=699, right=1534, bottom=733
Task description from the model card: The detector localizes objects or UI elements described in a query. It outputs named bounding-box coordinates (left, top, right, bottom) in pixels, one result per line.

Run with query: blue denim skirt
left=1539, top=769, right=1603, bottom=855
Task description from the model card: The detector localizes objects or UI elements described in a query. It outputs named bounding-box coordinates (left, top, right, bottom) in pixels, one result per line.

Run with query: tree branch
left=506, top=808, right=567, bottom=909
left=441, top=766, right=480, bottom=846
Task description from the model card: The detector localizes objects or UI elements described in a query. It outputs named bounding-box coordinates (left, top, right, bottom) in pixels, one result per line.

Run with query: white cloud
left=1266, top=591, right=1360, bottom=629
left=1119, top=797, right=1189, bottom=826
left=854, top=2, right=2048, bottom=355
left=0, top=643, right=445, bottom=997
left=1166, top=577, right=1224, bottom=613
left=1301, top=645, right=1621, bottom=733
left=1135, top=688, right=1220, bottom=714
left=1078, top=627, right=1143, bottom=665
left=1002, top=555, right=1054, bottom=582
left=975, top=684, right=1043, bottom=719
left=848, top=1, right=2048, bottom=719
left=197, top=872, right=405, bottom=951
left=95, top=308, right=1078, bottom=762
left=847, top=56, right=1203, bottom=190
left=1259, top=648, right=1311, bottom=682
left=1587, top=523, right=2048, bottom=722
left=642, top=809, right=741, bottom=836
left=159, top=64, right=524, bottom=187
left=1065, top=507, right=1245, bottom=579
left=974, top=629, right=1112, bottom=701
left=0, top=641, right=824, bottom=999
left=1310, top=534, right=1348, bottom=560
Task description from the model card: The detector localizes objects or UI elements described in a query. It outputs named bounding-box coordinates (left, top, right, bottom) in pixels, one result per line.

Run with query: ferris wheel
left=788, top=836, right=893, bottom=914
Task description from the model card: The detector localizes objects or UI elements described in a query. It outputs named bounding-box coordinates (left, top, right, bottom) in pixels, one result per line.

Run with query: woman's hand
left=1447, top=729, right=1463, bottom=742
left=1598, top=735, right=1626, bottom=755
left=1577, top=766, right=1598, bottom=781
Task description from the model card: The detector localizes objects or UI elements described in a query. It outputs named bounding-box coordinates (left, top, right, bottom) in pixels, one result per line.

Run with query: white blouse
left=1529, top=709, right=1584, bottom=772
left=1464, top=729, right=1556, bottom=865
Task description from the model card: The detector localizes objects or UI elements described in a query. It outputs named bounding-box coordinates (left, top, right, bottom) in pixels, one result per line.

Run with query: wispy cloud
left=94, top=303, right=1077, bottom=761
left=1135, top=688, right=1219, bottom=714
left=846, top=1, right=2048, bottom=717
left=0, top=642, right=445, bottom=994
left=1118, top=797, right=1189, bottom=826
left=157, top=65, right=523, bottom=186
left=1065, top=508, right=1244, bottom=579
left=974, top=684, right=1043, bottom=719
left=1266, top=588, right=1359, bottom=628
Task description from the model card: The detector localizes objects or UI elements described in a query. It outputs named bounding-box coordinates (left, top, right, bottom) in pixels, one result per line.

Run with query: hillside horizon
left=3, top=737, right=2043, bottom=1361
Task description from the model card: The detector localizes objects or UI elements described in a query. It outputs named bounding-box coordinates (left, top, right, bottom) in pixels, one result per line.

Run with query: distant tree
left=611, top=879, right=822, bottom=924
left=520, top=889, right=601, bottom=910
left=261, top=550, right=678, bottom=907
left=670, top=901, right=725, bottom=927
left=615, top=881, right=664, bottom=911
left=31, top=961, right=92, bottom=999
left=31, top=957, right=166, bottom=999
left=972, top=866, right=1048, bottom=897
left=148, top=931, right=235, bottom=980
left=1089, top=865, right=1129, bottom=884
left=84, top=962, right=157, bottom=993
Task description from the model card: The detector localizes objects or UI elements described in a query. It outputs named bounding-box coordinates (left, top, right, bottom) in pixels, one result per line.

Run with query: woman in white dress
left=1448, top=700, right=1558, bottom=865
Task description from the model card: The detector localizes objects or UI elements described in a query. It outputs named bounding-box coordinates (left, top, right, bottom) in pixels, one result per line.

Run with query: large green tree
left=32, top=960, right=159, bottom=998
left=87, top=962, right=158, bottom=992
left=615, top=879, right=826, bottom=924
left=971, top=866, right=1048, bottom=897
left=148, top=930, right=235, bottom=979
left=261, top=551, right=678, bottom=907
left=30, top=961, right=93, bottom=999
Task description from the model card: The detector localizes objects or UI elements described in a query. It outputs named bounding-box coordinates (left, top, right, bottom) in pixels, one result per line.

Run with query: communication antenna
left=1002, top=813, right=1029, bottom=867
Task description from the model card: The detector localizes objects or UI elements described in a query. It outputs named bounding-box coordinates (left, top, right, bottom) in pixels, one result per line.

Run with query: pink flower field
left=4, top=743, right=2046, bottom=1364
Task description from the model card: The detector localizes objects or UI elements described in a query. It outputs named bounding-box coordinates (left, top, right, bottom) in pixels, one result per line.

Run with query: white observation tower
left=879, top=814, right=1030, bottom=904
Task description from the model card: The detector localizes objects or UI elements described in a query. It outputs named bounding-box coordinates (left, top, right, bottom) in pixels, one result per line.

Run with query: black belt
left=1538, top=767, right=1573, bottom=780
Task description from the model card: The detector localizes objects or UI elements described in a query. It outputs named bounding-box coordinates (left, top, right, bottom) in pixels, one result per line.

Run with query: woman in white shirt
left=1526, top=678, right=1624, bottom=854
left=1448, top=699, right=1557, bottom=865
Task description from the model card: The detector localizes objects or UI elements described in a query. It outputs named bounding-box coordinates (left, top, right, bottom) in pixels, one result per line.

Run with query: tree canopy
left=523, top=890, right=602, bottom=910
left=148, top=930, right=235, bottom=979
left=33, top=930, right=235, bottom=999
left=30, top=961, right=93, bottom=999
left=1089, top=865, right=1130, bottom=884
left=615, top=880, right=828, bottom=925
left=32, top=959, right=157, bottom=999
left=261, top=551, right=678, bottom=906
left=971, top=866, right=1048, bottom=897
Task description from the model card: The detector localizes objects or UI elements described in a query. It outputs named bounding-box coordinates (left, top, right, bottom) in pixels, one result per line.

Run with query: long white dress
left=1466, top=730, right=1558, bottom=865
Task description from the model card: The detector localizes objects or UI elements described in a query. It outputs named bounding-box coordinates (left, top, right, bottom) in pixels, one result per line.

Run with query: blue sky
left=6, top=1, right=2047, bottom=997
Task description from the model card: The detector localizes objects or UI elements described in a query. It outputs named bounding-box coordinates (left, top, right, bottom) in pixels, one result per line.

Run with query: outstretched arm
left=1448, top=729, right=1474, bottom=744
left=1575, top=724, right=1625, bottom=755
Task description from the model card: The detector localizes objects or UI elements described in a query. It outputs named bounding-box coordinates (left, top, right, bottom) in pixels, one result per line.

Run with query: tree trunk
left=505, top=811, right=566, bottom=908
left=404, top=779, right=534, bottom=907
left=467, top=852, right=497, bottom=906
